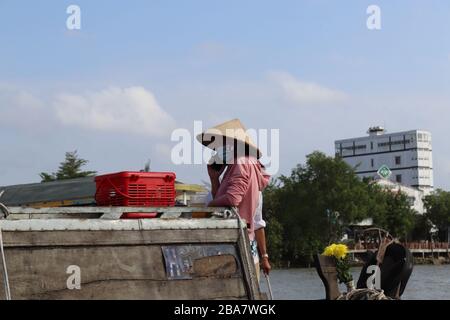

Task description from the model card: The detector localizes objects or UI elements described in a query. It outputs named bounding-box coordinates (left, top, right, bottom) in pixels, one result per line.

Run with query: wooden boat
left=0, top=206, right=264, bottom=300
left=315, top=228, right=414, bottom=300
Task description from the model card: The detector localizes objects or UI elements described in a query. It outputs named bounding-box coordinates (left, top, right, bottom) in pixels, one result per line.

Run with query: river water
left=259, top=265, right=450, bottom=300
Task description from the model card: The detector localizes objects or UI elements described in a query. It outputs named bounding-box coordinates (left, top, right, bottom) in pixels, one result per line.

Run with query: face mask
left=215, top=145, right=234, bottom=164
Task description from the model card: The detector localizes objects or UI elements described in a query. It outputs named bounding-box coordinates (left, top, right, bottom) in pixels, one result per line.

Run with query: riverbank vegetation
left=263, top=151, right=450, bottom=267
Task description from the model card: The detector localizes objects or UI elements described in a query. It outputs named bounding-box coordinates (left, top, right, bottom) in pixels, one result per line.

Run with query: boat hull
left=0, top=217, right=262, bottom=300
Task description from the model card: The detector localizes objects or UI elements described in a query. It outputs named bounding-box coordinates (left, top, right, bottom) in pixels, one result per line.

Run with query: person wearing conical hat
left=197, top=118, right=271, bottom=279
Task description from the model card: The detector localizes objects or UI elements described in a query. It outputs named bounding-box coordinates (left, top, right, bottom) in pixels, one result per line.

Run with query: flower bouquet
left=322, top=243, right=354, bottom=292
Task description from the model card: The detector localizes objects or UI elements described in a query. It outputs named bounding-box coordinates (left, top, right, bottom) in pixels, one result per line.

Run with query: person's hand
left=261, top=256, right=271, bottom=275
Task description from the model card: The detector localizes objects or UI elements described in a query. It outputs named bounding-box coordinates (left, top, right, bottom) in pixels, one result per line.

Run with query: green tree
left=262, top=183, right=284, bottom=266
left=266, top=151, right=373, bottom=265
left=377, top=192, right=415, bottom=240
left=265, top=215, right=284, bottom=266
left=424, top=189, right=450, bottom=242
left=263, top=151, right=422, bottom=266
left=40, top=151, right=96, bottom=182
left=410, top=214, right=432, bottom=241
left=366, top=182, right=416, bottom=240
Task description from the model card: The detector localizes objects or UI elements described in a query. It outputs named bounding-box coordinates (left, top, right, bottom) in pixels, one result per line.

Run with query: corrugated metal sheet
left=0, top=177, right=96, bottom=206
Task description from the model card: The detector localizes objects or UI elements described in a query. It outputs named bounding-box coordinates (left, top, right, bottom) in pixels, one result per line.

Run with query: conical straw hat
left=196, top=118, right=262, bottom=158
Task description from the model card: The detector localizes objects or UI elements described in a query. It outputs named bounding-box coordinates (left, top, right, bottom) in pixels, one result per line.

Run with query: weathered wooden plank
left=7, top=206, right=229, bottom=215
left=8, top=213, right=102, bottom=220
left=3, top=245, right=166, bottom=295
left=0, top=218, right=240, bottom=232
left=14, top=278, right=247, bottom=300
left=0, top=245, right=247, bottom=300
left=2, top=229, right=239, bottom=247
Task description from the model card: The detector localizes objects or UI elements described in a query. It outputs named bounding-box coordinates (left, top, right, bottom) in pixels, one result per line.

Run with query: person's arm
left=208, top=164, right=250, bottom=207
left=255, top=228, right=271, bottom=275
left=254, top=192, right=270, bottom=274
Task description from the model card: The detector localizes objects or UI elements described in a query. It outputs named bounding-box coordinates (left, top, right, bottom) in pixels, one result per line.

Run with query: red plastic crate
left=95, top=171, right=176, bottom=207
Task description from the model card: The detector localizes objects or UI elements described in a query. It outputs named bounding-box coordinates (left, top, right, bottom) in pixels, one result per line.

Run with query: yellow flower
left=322, top=243, right=348, bottom=260
left=322, top=244, right=336, bottom=256
left=333, top=244, right=348, bottom=260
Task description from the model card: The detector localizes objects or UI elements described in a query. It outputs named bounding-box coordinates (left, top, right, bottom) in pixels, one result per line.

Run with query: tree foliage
left=262, top=184, right=283, bottom=263
left=40, top=151, right=96, bottom=182
left=424, top=189, right=450, bottom=241
left=366, top=183, right=416, bottom=239
left=263, top=151, right=418, bottom=266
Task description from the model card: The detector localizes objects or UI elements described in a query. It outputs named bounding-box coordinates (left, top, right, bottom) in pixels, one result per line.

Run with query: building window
left=418, top=133, right=429, bottom=142
left=396, top=174, right=402, bottom=183
left=395, top=156, right=401, bottom=165
left=370, top=141, right=374, bottom=150
left=371, top=159, right=374, bottom=168
left=378, top=140, right=410, bottom=147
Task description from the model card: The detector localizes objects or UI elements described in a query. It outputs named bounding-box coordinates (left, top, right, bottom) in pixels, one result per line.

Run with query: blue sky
left=1, top=0, right=450, bottom=189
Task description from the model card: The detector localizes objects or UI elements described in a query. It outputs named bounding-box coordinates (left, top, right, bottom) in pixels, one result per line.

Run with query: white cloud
left=14, top=91, right=44, bottom=110
left=53, top=87, right=176, bottom=136
left=0, top=87, right=44, bottom=113
left=269, top=71, right=348, bottom=105
left=0, top=87, right=48, bottom=129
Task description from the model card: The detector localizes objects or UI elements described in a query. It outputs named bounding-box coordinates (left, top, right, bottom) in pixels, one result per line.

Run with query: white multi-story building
left=375, top=178, right=425, bottom=214
left=335, top=127, right=434, bottom=196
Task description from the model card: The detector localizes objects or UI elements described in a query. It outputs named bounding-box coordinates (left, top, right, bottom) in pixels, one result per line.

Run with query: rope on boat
left=264, top=273, right=274, bottom=300
left=337, top=288, right=392, bottom=300
left=0, top=196, right=12, bottom=300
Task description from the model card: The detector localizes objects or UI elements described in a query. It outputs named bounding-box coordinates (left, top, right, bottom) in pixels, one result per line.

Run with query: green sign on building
left=377, top=165, right=392, bottom=179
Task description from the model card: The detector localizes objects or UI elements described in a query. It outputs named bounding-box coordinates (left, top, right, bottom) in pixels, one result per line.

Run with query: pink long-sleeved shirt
left=209, top=156, right=270, bottom=240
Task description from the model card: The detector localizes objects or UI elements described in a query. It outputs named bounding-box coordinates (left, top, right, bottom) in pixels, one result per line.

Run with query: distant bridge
left=349, top=242, right=450, bottom=259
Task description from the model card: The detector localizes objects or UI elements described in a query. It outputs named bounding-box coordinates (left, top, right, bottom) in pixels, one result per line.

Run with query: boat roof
left=0, top=177, right=95, bottom=206
left=0, top=177, right=206, bottom=207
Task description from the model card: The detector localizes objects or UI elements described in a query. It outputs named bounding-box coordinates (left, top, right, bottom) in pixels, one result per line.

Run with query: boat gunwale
left=0, top=217, right=244, bottom=232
